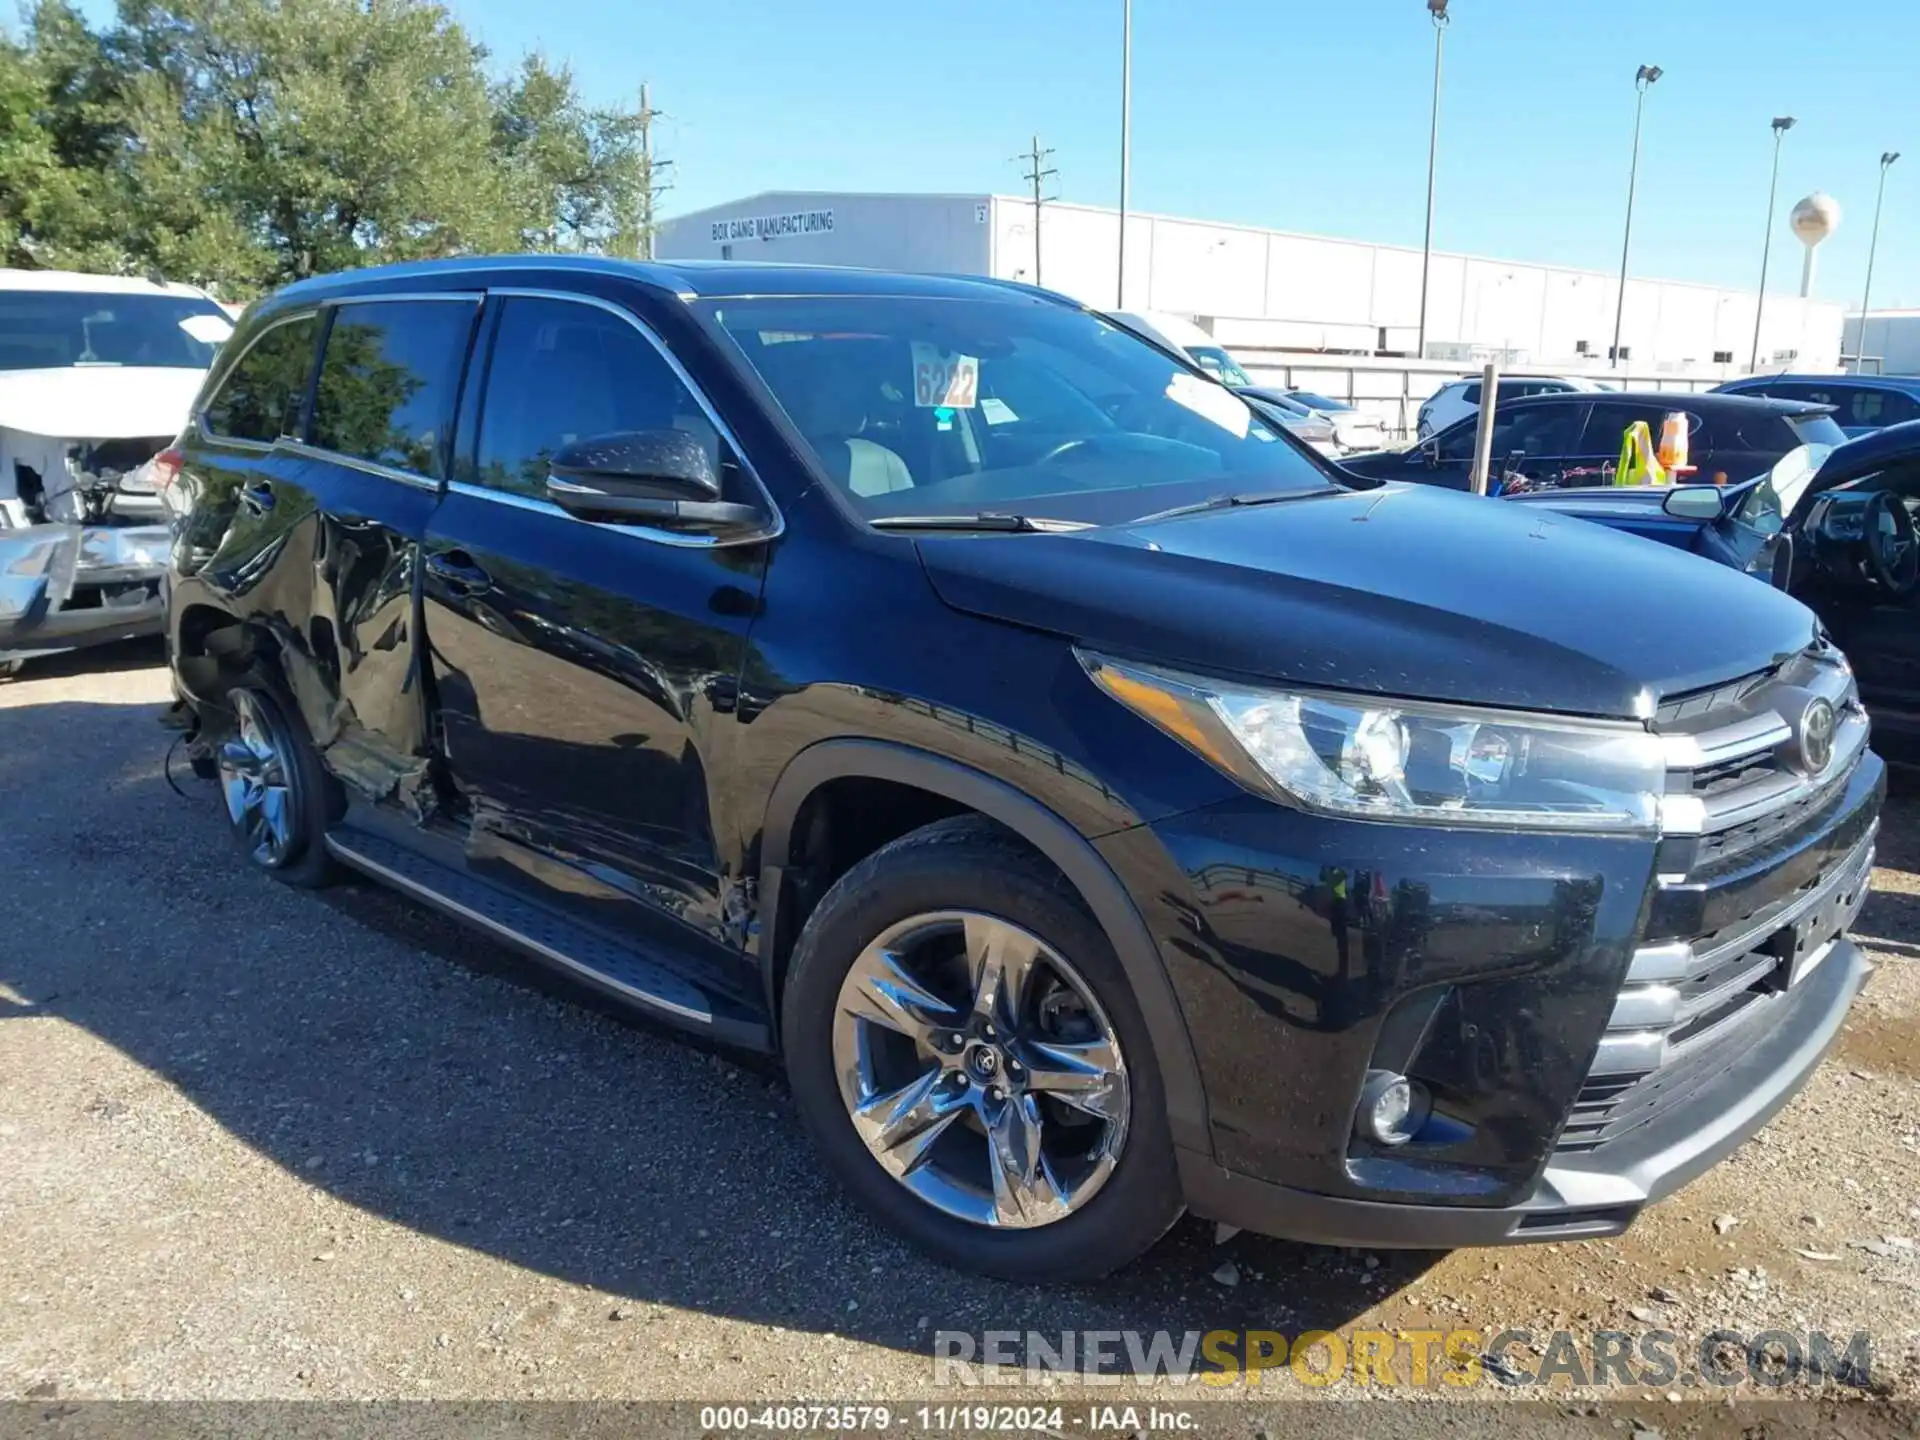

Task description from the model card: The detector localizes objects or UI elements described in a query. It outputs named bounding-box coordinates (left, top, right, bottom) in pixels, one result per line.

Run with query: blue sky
left=433, top=0, right=1919, bottom=308
left=51, top=0, right=1920, bottom=308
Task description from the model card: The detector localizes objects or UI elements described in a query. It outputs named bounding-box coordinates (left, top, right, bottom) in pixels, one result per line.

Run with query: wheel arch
left=755, top=737, right=1209, bottom=1154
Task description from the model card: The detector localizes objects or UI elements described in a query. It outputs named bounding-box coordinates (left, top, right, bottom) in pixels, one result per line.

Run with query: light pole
left=1857, top=150, right=1900, bottom=372
left=1117, top=0, right=1132, bottom=308
left=1415, top=0, right=1449, bottom=360
left=1609, top=64, right=1661, bottom=368
left=1750, top=115, right=1796, bottom=372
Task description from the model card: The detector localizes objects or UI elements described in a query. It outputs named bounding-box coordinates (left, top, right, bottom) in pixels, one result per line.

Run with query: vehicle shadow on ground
left=2, top=636, right=167, bottom=683
left=0, top=689, right=1437, bottom=1374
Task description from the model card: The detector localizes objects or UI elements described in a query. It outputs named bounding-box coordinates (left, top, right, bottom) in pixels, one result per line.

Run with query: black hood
left=915, top=484, right=1818, bottom=718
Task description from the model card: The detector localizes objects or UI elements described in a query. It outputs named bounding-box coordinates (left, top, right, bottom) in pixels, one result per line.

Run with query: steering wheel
left=1034, top=437, right=1101, bottom=466
left=1860, top=490, right=1920, bottom=597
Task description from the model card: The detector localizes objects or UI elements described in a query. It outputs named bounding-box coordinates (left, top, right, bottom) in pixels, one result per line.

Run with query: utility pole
left=1750, top=115, right=1795, bottom=373
left=1610, top=64, right=1662, bottom=368
left=1416, top=0, right=1450, bottom=361
left=1117, top=0, right=1132, bottom=308
left=635, top=82, right=673, bottom=260
left=1013, top=135, right=1058, bottom=286
left=1857, top=151, right=1900, bottom=372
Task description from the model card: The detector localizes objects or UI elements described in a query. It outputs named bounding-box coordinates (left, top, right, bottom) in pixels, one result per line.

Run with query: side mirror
left=1663, top=485, right=1726, bottom=521
left=545, top=430, right=759, bottom=530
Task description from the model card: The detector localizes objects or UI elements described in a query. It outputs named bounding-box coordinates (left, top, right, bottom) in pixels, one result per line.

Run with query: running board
left=325, top=829, right=767, bottom=1049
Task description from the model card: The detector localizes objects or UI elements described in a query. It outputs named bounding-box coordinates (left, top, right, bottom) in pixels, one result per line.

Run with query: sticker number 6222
left=914, top=355, right=979, bottom=408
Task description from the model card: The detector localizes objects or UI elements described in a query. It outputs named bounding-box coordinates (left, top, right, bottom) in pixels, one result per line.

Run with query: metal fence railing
left=1225, top=349, right=1728, bottom=447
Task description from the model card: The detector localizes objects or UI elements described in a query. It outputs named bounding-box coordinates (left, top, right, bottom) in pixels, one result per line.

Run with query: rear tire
left=214, top=685, right=337, bottom=889
left=782, top=816, right=1182, bottom=1282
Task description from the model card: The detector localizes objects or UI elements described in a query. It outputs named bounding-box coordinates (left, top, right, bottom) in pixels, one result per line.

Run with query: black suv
left=1347, top=390, right=1848, bottom=491
left=160, top=257, right=1882, bottom=1281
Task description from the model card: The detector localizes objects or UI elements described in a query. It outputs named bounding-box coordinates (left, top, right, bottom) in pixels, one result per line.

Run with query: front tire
left=214, top=685, right=337, bottom=888
left=782, top=817, right=1182, bottom=1281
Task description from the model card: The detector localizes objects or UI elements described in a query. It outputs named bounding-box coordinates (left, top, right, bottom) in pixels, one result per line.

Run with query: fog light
left=1356, top=1070, right=1430, bottom=1146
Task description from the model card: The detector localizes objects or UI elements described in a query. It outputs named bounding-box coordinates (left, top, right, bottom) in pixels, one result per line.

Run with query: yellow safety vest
left=1613, top=420, right=1670, bottom=487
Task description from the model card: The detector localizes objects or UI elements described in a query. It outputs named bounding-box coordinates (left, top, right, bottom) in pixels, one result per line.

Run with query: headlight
left=1080, top=652, right=1667, bottom=834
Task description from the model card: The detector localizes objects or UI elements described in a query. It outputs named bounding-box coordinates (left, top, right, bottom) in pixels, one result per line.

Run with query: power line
left=1012, top=134, right=1058, bottom=286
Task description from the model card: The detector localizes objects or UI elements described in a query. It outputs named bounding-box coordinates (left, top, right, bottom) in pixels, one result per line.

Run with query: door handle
left=426, top=551, right=491, bottom=595
left=238, top=482, right=276, bottom=515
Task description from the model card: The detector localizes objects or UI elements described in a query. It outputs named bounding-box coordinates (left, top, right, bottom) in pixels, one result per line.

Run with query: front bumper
left=0, top=522, right=169, bottom=659
left=1178, top=935, right=1870, bottom=1246
left=1101, top=699, right=1882, bottom=1248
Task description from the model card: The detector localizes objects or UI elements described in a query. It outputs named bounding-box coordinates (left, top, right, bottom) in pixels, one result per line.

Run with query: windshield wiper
left=868, top=512, right=1092, bottom=533
left=1134, top=487, right=1341, bottom=524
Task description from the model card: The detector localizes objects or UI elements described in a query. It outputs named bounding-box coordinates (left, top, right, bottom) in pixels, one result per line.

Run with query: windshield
left=701, top=296, right=1333, bottom=523
left=0, top=290, right=234, bottom=371
left=1288, top=390, right=1351, bottom=412
left=1735, top=443, right=1832, bottom=534
left=1186, top=345, right=1253, bottom=388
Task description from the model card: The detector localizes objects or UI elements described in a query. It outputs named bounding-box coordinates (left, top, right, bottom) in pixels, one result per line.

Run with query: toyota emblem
left=1799, top=697, right=1837, bottom=774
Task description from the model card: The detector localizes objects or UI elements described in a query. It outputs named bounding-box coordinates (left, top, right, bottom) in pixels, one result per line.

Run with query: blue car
left=1509, top=420, right=1920, bottom=759
left=1714, top=373, right=1920, bottom=438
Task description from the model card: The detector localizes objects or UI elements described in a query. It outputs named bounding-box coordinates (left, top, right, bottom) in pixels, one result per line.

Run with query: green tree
left=1, top=2, right=138, bottom=271
left=491, top=54, right=648, bottom=255
left=3, top=0, right=660, bottom=291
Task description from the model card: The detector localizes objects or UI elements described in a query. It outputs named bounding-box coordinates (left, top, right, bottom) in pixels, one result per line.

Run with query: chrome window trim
left=280, top=440, right=440, bottom=492
left=475, top=286, right=783, bottom=548
left=193, top=305, right=323, bottom=450
left=320, top=291, right=486, bottom=305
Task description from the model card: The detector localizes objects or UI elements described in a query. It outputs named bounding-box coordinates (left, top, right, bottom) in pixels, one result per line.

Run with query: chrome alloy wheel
left=217, top=690, right=302, bottom=869
left=831, top=910, right=1130, bottom=1229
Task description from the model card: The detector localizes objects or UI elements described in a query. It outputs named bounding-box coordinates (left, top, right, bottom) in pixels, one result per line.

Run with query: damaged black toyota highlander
left=161, top=258, right=1880, bottom=1281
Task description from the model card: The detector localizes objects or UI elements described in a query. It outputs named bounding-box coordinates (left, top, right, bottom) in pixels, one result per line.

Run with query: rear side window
left=474, top=296, right=721, bottom=500
left=1579, top=401, right=1692, bottom=453
left=1459, top=383, right=1482, bottom=405
left=1742, top=383, right=1917, bottom=430
left=203, top=315, right=319, bottom=443
left=312, top=300, right=476, bottom=478
left=1822, top=387, right=1918, bottom=428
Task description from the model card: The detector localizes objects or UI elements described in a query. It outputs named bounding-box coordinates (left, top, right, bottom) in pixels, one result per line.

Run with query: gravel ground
left=3, top=641, right=1919, bottom=1418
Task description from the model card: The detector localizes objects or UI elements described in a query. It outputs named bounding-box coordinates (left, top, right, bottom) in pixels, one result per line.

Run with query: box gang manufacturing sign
left=711, top=209, right=836, bottom=242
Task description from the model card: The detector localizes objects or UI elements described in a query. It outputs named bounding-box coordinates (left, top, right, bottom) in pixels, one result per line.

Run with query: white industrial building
left=1844, top=310, right=1920, bottom=375
left=656, top=190, right=1846, bottom=378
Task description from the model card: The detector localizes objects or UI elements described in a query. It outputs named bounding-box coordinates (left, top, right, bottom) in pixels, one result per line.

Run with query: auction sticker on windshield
left=911, top=342, right=978, bottom=407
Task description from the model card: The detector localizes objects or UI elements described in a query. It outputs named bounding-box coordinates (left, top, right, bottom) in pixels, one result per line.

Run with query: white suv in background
left=1417, top=374, right=1604, bottom=439
left=0, top=268, right=234, bottom=675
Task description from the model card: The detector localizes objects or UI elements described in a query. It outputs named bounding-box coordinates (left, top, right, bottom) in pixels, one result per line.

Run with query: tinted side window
left=1844, top=387, right=1919, bottom=427
left=475, top=297, right=720, bottom=500
left=312, top=300, right=476, bottom=478
left=1487, top=403, right=1586, bottom=458
left=203, top=315, right=319, bottom=443
left=1579, top=402, right=1686, bottom=453
left=1433, top=418, right=1478, bottom=461
left=1459, top=383, right=1482, bottom=405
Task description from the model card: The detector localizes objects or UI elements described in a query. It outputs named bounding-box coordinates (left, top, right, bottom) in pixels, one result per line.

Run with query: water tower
left=1791, top=192, right=1841, bottom=297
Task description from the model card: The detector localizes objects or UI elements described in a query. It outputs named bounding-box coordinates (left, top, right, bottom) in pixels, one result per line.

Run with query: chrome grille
left=1657, top=645, right=1868, bottom=851
left=1559, top=644, right=1874, bottom=1155
left=1560, top=828, right=1873, bottom=1151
